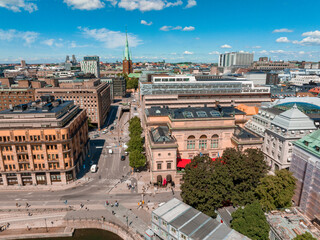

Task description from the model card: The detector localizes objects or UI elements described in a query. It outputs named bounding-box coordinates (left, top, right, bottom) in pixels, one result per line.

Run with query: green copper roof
left=124, top=30, right=130, bottom=61
left=128, top=73, right=141, bottom=78
left=294, top=129, right=320, bottom=158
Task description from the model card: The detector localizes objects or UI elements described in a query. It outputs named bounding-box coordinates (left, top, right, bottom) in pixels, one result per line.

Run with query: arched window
left=187, top=135, right=195, bottom=149
left=211, top=134, right=219, bottom=149
left=199, top=135, right=207, bottom=149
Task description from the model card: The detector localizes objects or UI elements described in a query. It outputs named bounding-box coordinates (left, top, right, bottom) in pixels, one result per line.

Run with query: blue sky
left=1, top=0, right=320, bottom=63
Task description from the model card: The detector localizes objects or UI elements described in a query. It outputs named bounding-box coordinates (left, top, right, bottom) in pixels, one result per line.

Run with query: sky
left=1, top=0, right=320, bottom=63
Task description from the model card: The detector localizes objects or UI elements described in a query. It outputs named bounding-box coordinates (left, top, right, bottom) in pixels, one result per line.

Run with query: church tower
left=123, top=29, right=133, bottom=74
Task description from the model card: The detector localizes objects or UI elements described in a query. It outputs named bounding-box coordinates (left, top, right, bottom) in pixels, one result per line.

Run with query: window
left=211, top=135, right=219, bottom=149
left=196, top=111, right=207, bottom=118
left=183, top=111, right=194, bottom=118
left=158, top=153, right=161, bottom=157
left=168, top=153, right=171, bottom=156
left=157, top=163, right=162, bottom=170
left=187, top=135, right=195, bottom=149
left=167, top=162, right=172, bottom=169
left=199, top=135, right=207, bottom=149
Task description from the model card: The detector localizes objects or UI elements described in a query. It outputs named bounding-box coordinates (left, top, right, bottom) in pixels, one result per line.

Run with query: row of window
left=0, top=134, right=70, bottom=143
left=157, top=162, right=172, bottom=170
left=187, top=139, right=219, bottom=149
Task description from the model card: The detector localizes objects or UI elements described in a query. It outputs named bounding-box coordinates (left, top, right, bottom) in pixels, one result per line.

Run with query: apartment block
left=0, top=96, right=89, bottom=186
left=35, top=79, right=111, bottom=129
left=0, top=88, right=35, bottom=111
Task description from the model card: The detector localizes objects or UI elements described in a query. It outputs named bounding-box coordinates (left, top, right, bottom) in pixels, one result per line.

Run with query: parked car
left=110, top=126, right=115, bottom=131
left=90, top=164, right=97, bottom=173
left=108, top=149, right=113, bottom=154
left=121, top=155, right=126, bottom=161
left=92, top=134, right=99, bottom=139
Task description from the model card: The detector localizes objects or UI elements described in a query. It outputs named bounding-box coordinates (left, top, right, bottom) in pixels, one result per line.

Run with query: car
left=90, top=164, right=97, bottom=173
left=134, top=107, right=137, bottom=111
left=92, top=134, right=99, bottom=139
left=102, top=130, right=107, bottom=134
left=121, top=155, right=126, bottom=161
left=110, top=126, right=115, bottom=131
left=108, top=149, right=113, bottom=154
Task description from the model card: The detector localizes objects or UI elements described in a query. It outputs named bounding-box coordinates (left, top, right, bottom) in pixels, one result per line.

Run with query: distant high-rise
left=123, top=30, right=133, bottom=74
left=80, top=56, right=100, bottom=78
left=65, top=55, right=70, bottom=63
left=20, top=60, right=26, bottom=68
left=71, top=55, right=77, bottom=65
left=218, top=52, right=254, bottom=67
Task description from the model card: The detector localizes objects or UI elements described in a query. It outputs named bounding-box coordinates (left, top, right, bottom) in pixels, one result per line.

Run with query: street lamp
left=44, top=218, right=48, bottom=232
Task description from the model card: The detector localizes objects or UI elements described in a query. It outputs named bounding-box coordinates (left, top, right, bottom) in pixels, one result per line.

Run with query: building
left=0, top=96, right=89, bottom=186
left=0, top=88, right=35, bottom=111
left=140, top=75, right=271, bottom=109
left=35, top=79, right=111, bottom=129
left=123, top=31, right=133, bottom=74
left=290, top=75, right=320, bottom=86
left=218, top=52, right=254, bottom=67
left=290, top=130, right=320, bottom=220
left=252, top=60, right=296, bottom=71
left=263, top=105, right=316, bottom=171
left=244, top=72, right=267, bottom=85
left=80, top=56, right=100, bottom=78
left=150, top=198, right=249, bottom=240
left=113, top=76, right=126, bottom=99
left=145, top=106, right=253, bottom=184
left=267, top=209, right=320, bottom=240
left=266, top=72, right=280, bottom=85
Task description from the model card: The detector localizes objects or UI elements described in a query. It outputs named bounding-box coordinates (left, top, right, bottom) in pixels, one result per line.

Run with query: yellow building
left=0, top=96, right=89, bottom=186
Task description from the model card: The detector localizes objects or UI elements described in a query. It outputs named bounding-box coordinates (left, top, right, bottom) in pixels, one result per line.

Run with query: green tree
left=256, top=169, right=296, bottom=211
left=126, top=78, right=139, bottom=90
left=87, top=118, right=95, bottom=130
left=221, top=148, right=269, bottom=206
left=129, top=149, right=146, bottom=168
left=181, top=155, right=229, bottom=218
left=181, top=148, right=268, bottom=217
left=231, top=201, right=270, bottom=240
left=293, top=232, right=317, bottom=240
left=127, top=136, right=143, bottom=152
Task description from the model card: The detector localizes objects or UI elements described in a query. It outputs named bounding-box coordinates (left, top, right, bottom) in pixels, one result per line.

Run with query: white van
left=90, top=164, right=97, bottom=173
left=108, top=149, right=113, bottom=154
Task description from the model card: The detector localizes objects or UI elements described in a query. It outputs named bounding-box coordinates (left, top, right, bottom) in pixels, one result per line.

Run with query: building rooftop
left=267, top=209, right=320, bottom=240
left=294, top=129, right=320, bottom=159
left=271, top=104, right=316, bottom=131
left=152, top=198, right=249, bottom=240
left=150, top=126, right=175, bottom=144
left=234, top=126, right=261, bottom=140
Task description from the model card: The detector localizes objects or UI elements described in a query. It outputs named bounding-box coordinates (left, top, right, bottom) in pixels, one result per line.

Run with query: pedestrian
left=172, top=188, right=174, bottom=195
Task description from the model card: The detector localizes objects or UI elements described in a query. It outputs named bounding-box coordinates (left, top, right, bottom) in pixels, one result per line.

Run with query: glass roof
left=274, top=102, right=320, bottom=114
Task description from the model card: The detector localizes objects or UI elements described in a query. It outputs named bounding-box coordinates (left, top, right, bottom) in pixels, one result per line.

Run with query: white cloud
left=0, top=0, right=37, bottom=13
left=70, top=41, right=77, bottom=48
left=0, top=29, right=38, bottom=44
left=141, top=20, right=153, bottom=26
left=259, top=50, right=268, bottom=54
left=252, top=46, right=261, bottom=49
left=273, top=28, right=293, bottom=33
left=183, top=26, right=195, bottom=31
left=118, top=0, right=164, bottom=11
left=185, top=0, right=196, bottom=8
left=221, top=44, right=232, bottom=49
left=41, top=39, right=64, bottom=47
left=160, top=25, right=194, bottom=31
left=209, top=51, right=219, bottom=55
left=166, top=0, right=182, bottom=7
left=183, top=51, right=193, bottom=55
left=42, top=39, right=55, bottom=46
left=299, top=51, right=305, bottom=55
left=295, top=37, right=320, bottom=46
left=63, top=0, right=105, bottom=10
left=269, top=50, right=285, bottom=53
left=301, top=30, right=320, bottom=37
left=79, top=26, right=142, bottom=48
left=106, top=0, right=118, bottom=6
left=276, top=37, right=290, bottom=43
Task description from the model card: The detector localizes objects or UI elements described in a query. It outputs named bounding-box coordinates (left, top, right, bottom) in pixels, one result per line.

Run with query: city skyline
left=1, top=0, right=320, bottom=63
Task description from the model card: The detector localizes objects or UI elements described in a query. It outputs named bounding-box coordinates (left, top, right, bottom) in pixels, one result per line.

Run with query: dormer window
left=304, top=141, right=309, bottom=146
left=315, top=146, right=320, bottom=152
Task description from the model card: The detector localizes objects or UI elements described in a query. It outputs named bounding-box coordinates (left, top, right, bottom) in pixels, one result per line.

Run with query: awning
left=177, top=157, right=218, bottom=168
left=177, top=159, right=191, bottom=168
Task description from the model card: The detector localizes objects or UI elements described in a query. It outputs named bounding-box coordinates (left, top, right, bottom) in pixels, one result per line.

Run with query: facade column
left=72, top=168, right=76, bottom=180
left=2, top=174, right=8, bottom=186
left=61, top=172, right=67, bottom=184
left=27, top=145, right=35, bottom=170
left=17, top=173, right=23, bottom=186
left=46, top=172, right=51, bottom=185
left=31, top=173, right=37, bottom=185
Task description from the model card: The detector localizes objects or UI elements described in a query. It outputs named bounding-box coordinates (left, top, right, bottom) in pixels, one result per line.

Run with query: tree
left=87, top=118, right=95, bottom=130
left=127, top=136, right=143, bottom=152
left=126, top=78, right=139, bottom=90
left=221, top=148, right=269, bottom=206
left=181, top=155, right=229, bottom=218
left=231, top=201, right=270, bottom=240
left=181, top=148, right=269, bottom=218
left=255, top=169, right=296, bottom=211
left=129, top=149, right=146, bottom=168
left=293, top=232, right=317, bottom=240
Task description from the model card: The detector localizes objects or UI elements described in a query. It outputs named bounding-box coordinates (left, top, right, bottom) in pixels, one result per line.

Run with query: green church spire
left=124, top=28, right=130, bottom=61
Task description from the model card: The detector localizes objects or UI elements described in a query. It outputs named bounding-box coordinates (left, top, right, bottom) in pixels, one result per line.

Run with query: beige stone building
left=35, top=79, right=111, bottom=129
left=144, top=106, right=262, bottom=184
left=0, top=96, right=89, bottom=186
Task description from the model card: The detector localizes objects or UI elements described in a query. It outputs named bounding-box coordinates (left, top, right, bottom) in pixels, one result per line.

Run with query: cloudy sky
left=0, top=0, right=320, bottom=63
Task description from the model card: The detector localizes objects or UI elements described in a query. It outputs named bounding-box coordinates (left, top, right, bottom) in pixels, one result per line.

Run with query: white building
left=80, top=56, right=100, bottom=78
left=290, top=75, right=320, bottom=86
left=218, top=52, right=254, bottom=67
left=263, top=105, right=316, bottom=172
left=244, top=72, right=267, bottom=85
